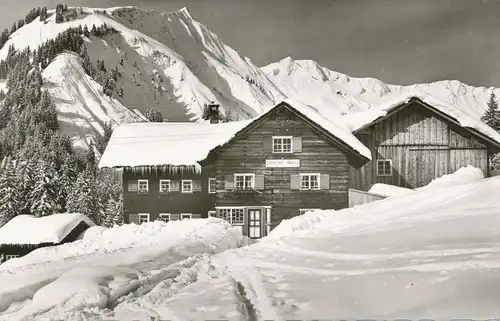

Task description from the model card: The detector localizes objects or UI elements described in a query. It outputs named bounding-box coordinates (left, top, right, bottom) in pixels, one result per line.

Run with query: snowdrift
left=0, top=218, right=250, bottom=320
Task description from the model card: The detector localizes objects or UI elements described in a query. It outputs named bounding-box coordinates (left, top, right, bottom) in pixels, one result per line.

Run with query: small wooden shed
left=0, top=213, right=94, bottom=263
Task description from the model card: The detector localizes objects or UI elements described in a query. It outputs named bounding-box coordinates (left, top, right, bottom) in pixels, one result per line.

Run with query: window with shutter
left=299, top=173, right=320, bottom=190
left=181, top=180, right=193, bottom=193
left=138, top=213, right=150, bottom=223
left=181, top=213, right=192, bottom=220
left=137, top=179, right=149, bottom=193
left=170, top=213, right=180, bottom=221
left=208, top=178, right=216, bottom=193
left=157, top=213, right=170, bottom=222
left=234, top=174, right=255, bottom=190
left=159, top=179, right=170, bottom=193
left=272, top=136, right=293, bottom=153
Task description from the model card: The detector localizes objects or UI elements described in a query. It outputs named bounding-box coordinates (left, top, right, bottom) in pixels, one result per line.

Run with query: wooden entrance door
left=247, top=209, right=262, bottom=239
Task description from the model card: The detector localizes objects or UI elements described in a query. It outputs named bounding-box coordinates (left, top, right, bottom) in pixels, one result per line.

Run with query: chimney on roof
left=203, top=101, right=221, bottom=124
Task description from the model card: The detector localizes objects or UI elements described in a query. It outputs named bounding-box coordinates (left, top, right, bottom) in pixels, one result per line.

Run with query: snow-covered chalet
left=99, top=97, right=500, bottom=239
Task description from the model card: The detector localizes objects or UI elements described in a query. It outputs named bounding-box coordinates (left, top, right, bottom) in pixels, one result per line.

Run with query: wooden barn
left=0, top=214, right=94, bottom=263
left=348, top=95, right=500, bottom=200
left=99, top=100, right=371, bottom=238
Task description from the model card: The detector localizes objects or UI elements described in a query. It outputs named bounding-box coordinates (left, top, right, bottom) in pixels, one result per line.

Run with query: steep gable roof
left=347, top=92, right=500, bottom=151
left=201, top=99, right=372, bottom=164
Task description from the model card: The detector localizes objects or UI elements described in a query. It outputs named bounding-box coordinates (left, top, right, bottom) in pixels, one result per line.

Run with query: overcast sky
left=1, top=0, right=500, bottom=88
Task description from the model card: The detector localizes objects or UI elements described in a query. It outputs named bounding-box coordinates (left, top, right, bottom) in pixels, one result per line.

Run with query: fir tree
left=30, top=162, right=60, bottom=217
left=0, top=158, right=20, bottom=226
left=481, top=92, right=500, bottom=131
left=66, top=170, right=100, bottom=224
left=145, top=109, right=163, bottom=122
left=103, top=193, right=123, bottom=227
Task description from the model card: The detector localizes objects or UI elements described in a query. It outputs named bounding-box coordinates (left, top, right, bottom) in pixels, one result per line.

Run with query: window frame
left=138, top=213, right=150, bottom=223
left=215, top=207, right=245, bottom=225
left=299, top=208, right=321, bottom=215
left=299, top=173, right=321, bottom=190
left=181, top=179, right=193, bottom=193
left=159, top=179, right=171, bottom=193
left=181, top=213, right=192, bottom=220
left=137, top=179, right=149, bottom=193
left=234, top=173, right=255, bottom=190
left=376, top=159, right=393, bottom=177
left=157, top=213, right=170, bottom=222
left=208, top=210, right=217, bottom=217
left=272, top=136, right=293, bottom=153
left=5, top=254, right=19, bottom=260
left=208, top=177, right=216, bottom=194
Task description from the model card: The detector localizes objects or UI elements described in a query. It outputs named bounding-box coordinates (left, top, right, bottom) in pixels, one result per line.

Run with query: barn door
left=409, top=149, right=449, bottom=188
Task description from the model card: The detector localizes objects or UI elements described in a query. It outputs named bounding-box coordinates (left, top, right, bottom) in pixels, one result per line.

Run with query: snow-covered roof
left=265, top=99, right=372, bottom=159
left=346, top=91, right=500, bottom=146
left=98, top=120, right=253, bottom=169
left=99, top=100, right=372, bottom=169
left=0, top=214, right=95, bottom=245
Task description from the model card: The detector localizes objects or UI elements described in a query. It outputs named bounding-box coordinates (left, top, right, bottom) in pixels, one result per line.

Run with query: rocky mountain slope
left=0, top=6, right=497, bottom=149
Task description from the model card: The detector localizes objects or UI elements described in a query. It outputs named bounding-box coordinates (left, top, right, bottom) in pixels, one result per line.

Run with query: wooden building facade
left=349, top=97, right=500, bottom=191
left=122, top=165, right=215, bottom=224
left=200, top=102, right=369, bottom=237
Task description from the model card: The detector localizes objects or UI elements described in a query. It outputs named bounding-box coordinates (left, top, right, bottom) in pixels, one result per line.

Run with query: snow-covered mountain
left=263, top=57, right=498, bottom=119
left=0, top=6, right=498, bottom=148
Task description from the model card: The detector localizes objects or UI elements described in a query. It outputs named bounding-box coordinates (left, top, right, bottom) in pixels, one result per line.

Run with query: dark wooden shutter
left=193, top=180, right=202, bottom=192
left=290, top=174, right=300, bottom=190
left=192, top=213, right=202, bottom=219
left=292, top=137, right=302, bottom=152
left=320, top=174, right=330, bottom=190
left=128, top=181, right=138, bottom=192
left=170, top=180, right=180, bottom=191
left=170, top=213, right=180, bottom=221
left=254, top=174, right=265, bottom=190
left=225, top=175, right=234, bottom=190
left=128, top=214, right=139, bottom=224
left=262, top=137, right=272, bottom=153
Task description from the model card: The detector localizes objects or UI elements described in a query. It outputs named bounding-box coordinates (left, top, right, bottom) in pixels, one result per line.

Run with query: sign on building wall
left=265, top=159, right=300, bottom=168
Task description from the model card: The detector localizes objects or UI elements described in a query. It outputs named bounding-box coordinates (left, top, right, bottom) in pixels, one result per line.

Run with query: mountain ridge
left=0, top=5, right=497, bottom=150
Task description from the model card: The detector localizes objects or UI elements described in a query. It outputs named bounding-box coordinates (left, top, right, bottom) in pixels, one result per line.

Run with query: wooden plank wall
left=349, top=102, right=489, bottom=190
left=214, top=107, right=351, bottom=228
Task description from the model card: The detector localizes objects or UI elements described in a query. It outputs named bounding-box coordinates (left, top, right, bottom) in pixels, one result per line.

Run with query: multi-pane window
left=377, top=160, right=392, bottom=176
left=5, top=255, right=19, bottom=260
left=208, top=210, right=216, bottom=217
left=181, top=213, right=192, bottom=220
left=138, top=179, right=149, bottom=192
left=272, top=136, right=292, bottom=153
left=299, top=209, right=320, bottom=215
left=157, top=213, right=170, bottom=222
left=234, top=174, right=254, bottom=190
left=181, top=180, right=193, bottom=193
left=209, top=178, right=216, bottom=194
left=300, top=174, right=320, bottom=190
left=159, top=179, right=170, bottom=193
left=216, top=208, right=244, bottom=225
left=138, top=213, right=150, bottom=223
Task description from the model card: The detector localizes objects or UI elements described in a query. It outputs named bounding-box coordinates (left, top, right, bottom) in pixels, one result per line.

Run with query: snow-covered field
left=1, top=169, right=500, bottom=320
